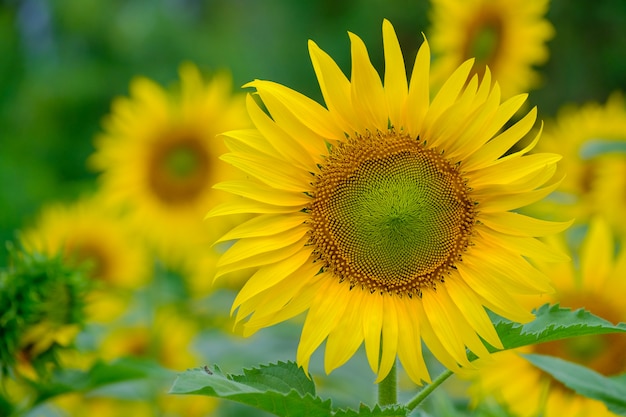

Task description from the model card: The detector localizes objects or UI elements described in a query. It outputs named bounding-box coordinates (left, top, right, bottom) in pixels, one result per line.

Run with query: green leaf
left=523, top=353, right=626, bottom=416
left=231, top=361, right=316, bottom=397
left=169, top=361, right=332, bottom=417
left=333, top=403, right=409, bottom=416
left=494, top=304, right=626, bottom=351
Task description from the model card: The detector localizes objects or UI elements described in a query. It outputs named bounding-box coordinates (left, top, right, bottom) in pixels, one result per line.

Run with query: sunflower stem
left=377, top=360, right=398, bottom=406
left=405, top=368, right=454, bottom=412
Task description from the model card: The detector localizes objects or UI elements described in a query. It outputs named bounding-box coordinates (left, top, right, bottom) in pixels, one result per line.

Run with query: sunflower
left=19, top=195, right=151, bottom=321
left=428, top=0, right=554, bottom=99
left=530, top=92, right=626, bottom=236
left=89, top=63, right=251, bottom=266
left=20, top=195, right=150, bottom=288
left=208, top=19, right=569, bottom=385
left=462, top=217, right=626, bottom=417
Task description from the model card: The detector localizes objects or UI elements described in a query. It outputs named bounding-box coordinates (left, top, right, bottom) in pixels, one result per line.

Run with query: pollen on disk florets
left=309, top=130, right=476, bottom=298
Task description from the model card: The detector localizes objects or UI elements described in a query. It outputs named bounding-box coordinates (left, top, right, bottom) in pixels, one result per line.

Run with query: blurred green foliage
left=1, top=0, right=626, bottom=264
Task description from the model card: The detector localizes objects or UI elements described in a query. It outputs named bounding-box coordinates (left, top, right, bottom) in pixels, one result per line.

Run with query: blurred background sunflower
left=1, top=1, right=626, bottom=416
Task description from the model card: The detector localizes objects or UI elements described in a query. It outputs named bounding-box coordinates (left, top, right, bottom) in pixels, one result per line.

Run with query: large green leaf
left=169, top=361, right=332, bottom=417
left=494, top=304, right=626, bottom=351
left=523, top=353, right=626, bottom=416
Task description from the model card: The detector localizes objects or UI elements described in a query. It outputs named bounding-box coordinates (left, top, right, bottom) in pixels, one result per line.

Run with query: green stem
left=405, top=368, right=454, bottom=412
left=377, top=360, right=398, bottom=406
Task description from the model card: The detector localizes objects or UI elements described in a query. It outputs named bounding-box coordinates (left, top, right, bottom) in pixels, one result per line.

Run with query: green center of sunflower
left=148, top=134, right=210, bottom=205
left=310, top=131, right=475, bottom=297
left=65, top=240, right=111, bottom=282
left=463, top=11, right=503, bottom=74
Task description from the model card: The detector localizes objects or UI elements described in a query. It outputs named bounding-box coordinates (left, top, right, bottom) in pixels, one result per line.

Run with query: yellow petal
left=422, top=291, right=472, bottom=367
left=251, top=82, right=332, bottom=156
left=214, top=180, right=311, bottom=207
left=349, top=32, right=388, bottom=132
left=206, top=197, right=299, bottom=217
left=424, top=59, right=474, bottom=131
left=216, top=236, right=308, bottom=279
left=395, top=297, right=431, bottom=384
left=362, top=290, right=384, bottom=374
left=218, top=225, right=308, bottom=267
left=463, top=107, right=537, bottom=171
left=245, top=79, right=345, bottom=141
left=382, top=19, right=408, bottom=130
left=375, top=294, right=399, bottom=383
left=476, top=227, right=569, bottom=263
left=242, top=264, right=325, bottom=336
left=446, top=277, right=503, bottom=350
left=469, top=153, right=561, bottom=188
left=220, top=152, right=311, bottom=192
left=456, top=263, right=535, bottom=323
left=405, top=36, right=430, bottom=136
left=308, top=40, right=359, bottom=134
left=324, top=288, right=365, bottom=374
left=297, top=279, right=349, bottom=373
left=246, top=94, right=316, bottom=170
left=221, top=126, right=280, bottom=159
left=415, top=297, right=461, bottom=372
left=232, top=247, right=314, bottom=312
left=215, top=212, right=308, bottom=243
left=477, top=180, right=561, bottom=213
left=580, top=216, right=613, bottom=291
left=480, top=212, right=572, bottom=237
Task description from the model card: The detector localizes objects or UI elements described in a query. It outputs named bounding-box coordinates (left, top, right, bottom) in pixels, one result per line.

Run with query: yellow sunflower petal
left=246, top=94, right=317, bottom=170
left=308, top=40, right=359, bottom=134
left=382, top=19, right=408, bottom=130
left=232, top=247, right=314, bottom=312
left=246, top=79, right=344, bottom=141
left=580, top=217, right=613, bottom=290
left=375, top=295, right=400, bottom=383
left=214, top=213, right=307, bottom=243
left=325, top=288, right=365, bottom=374
left=424, top=59, right=474, bottom=129
left=207, top=197, right=300, bottom=217
left=217, top=226, right=308, bottom=267
left=405, top=36, right=430, bottom=136
left=220, top=153, right=311, bottom=192
left=241, top=264, right=325, bottom=336
left=464, top=106, right=538, bottom=171
left=361, top=290, right=384, bottom=374
left=395, top=297, right=431, bottom=384
left=213, top=180, right=311, bottom=207
left=349, top=32, right=388, bottom=132
left=422, top=291, right=472, bottom=367
left=297, top=279, right=349, bottom=373
left=215, top=237, right=308, bottom=279
left=457, top=262, right=535, bottom=323
left=480, top=212, right=572, bottom=237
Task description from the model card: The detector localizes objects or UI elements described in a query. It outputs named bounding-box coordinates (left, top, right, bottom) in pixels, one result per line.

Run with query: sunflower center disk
left=148, top=135, right=210, bottom=205
left=311, top=132, right=475, bottom=296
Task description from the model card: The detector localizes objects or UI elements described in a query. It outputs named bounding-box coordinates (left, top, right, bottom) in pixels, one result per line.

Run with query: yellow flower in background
left=20, top=195, right=150, bottom=289
left=90, top=63, right=251, bottom=268
left=19, top=195, right=151, bottom=321
left=531, top=92, right=626, bottom=236
left=51, top=307, right=217, bottom=417
left=463, top=217, right=626, bottom=417
left=208, top=20, right=568, bottom=385
left=53, top=391, right=217, bottom=417
left=428, top=0, right=554, bottom=99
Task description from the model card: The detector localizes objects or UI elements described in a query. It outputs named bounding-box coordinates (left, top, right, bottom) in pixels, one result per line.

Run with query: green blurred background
left=2, top=0, right=626, bottom=265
